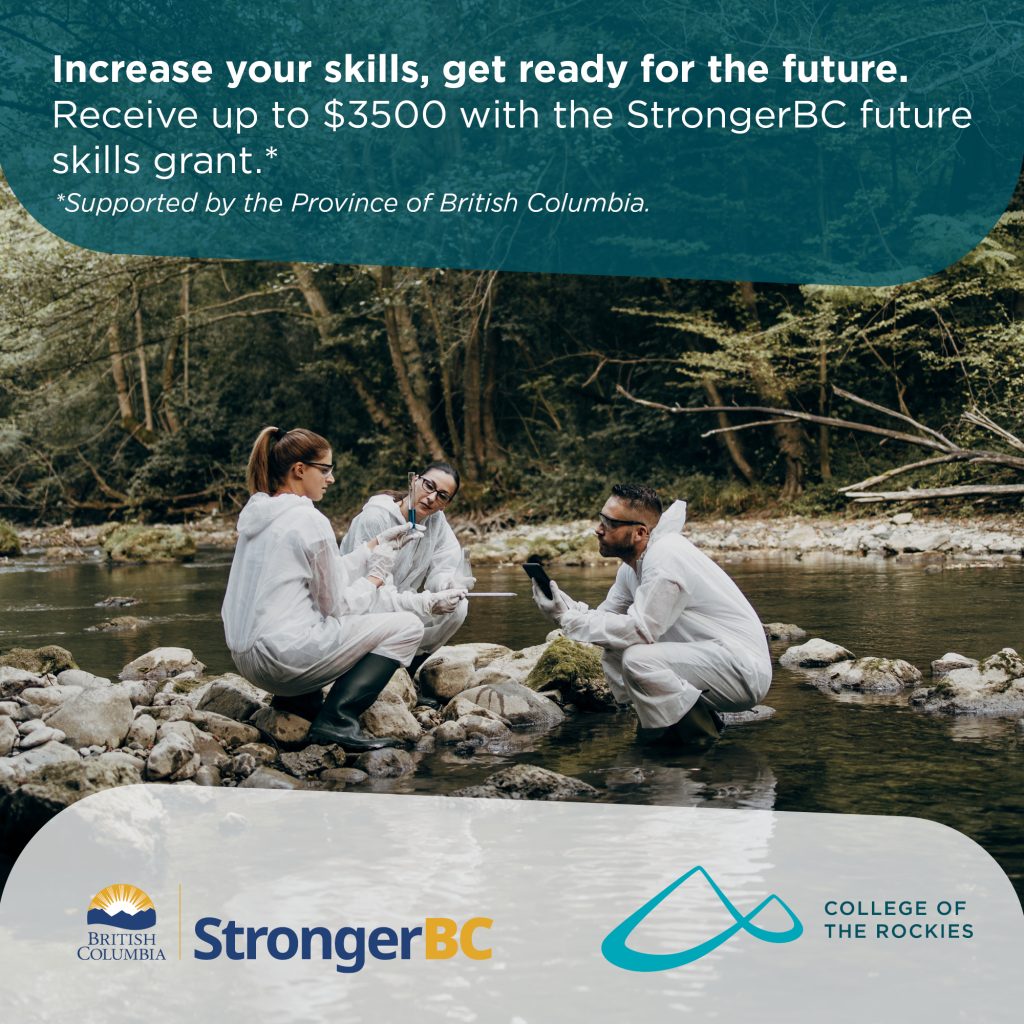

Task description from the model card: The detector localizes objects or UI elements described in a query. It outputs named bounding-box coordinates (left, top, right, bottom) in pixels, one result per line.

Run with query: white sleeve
left=423, top=523, right=463, bottom=591
left=306, top=535, right=378, bottom=617
left=341, top=505, right=395, bottom=551
left=560, top=559, right=687, bottom=650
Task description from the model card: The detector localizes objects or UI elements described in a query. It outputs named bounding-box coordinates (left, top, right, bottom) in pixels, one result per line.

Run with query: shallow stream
left=1, top=551, right=1021, bottom=897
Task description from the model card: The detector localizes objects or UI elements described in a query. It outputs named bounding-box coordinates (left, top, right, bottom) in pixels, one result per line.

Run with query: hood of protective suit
left=649, top=499, right=687, bottom=544
left=363, top=493, right=404, bottom=522
left=236, top=492, right=314, bottom=539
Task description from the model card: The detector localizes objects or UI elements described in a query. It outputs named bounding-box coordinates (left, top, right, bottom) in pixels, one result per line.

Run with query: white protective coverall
left=222, top=492, right=427, bottom=696
left=340, top=493, right=468, bottom=654
left=557, top=501, right=772, bottom=728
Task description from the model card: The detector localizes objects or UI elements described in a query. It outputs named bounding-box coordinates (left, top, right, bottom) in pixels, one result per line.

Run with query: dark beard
left=599, top=538, right=636, bottom=561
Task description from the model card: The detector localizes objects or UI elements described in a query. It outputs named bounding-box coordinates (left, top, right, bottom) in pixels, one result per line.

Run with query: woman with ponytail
left=222, top=427, right=467, bottom=751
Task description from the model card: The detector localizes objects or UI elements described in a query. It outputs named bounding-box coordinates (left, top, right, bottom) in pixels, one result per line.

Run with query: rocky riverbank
left=5, top=509, right=1022, bottom=566
left=3, top=607, right=1022, bottom=861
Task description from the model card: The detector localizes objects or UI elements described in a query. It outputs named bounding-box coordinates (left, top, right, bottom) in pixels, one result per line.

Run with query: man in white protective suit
left=341, top=461, right=469, bottom=678
left=531, top=484, right=772, bottom=744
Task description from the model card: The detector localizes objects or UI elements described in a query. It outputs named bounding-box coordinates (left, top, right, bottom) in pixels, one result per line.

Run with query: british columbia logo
left=78, top=884, right=167, bottom=961
left=602, top=866, right=803, bottom=971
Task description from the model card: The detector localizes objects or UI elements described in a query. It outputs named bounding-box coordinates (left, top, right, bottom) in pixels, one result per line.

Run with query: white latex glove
left=531, top=579, right=574, bottom=622
left=376, top=523, right=425, bottom=550
left=367, top=541, right=399, bottom=583
left=421, top=588, right=468, bottom=615
left=436, top=573, right=477, bottom=592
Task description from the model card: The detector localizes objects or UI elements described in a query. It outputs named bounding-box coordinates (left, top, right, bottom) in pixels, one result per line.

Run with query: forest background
left=2, top=169, right=1022, bottom=527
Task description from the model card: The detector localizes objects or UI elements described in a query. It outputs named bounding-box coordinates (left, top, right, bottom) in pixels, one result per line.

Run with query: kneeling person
left=341, top=462, right=469, bottom=674
left=531, top=484, right=771, bottom=743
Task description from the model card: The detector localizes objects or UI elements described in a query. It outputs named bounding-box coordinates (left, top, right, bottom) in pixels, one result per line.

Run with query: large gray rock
left=451, top=764, right=598, bottom=801
left=120, top=647, right=205, bottom=683
left=418, top=643, right=513, bottom=702
left=20, top=685, right=82, bottom=708
left=931, top=653, right=979, bottom=679
left=189, top=709, right=262, bottom=749
left=0, top=760, right=141, bottom=846
left=18, top=725, right=66, bottom=749
left=911, top=648, right=1024, bottom=716
left=146, top=733, right=200, bottom=781
left=458, top=680, right=564, bottom=729
left=3, top=740, right=81, bottom=784
left=126, top=714, right=158, bottom=750
left=815, top=658, right=923, bottom=695
left=379, top=667, right=417, bottom=709
left=45, top=686, right=134, bottom=748
left=0, top=667, right=46, bottom=699
left=279, top=744, right=346, bottom=778
left=763, top=623, right=808, bottom=642
left=720, top=705, right=777, bottom=725
left=238, top=766, right=308, bottom=790
left=361, top=687, right=422, bottom=743
left=248, top=707, right=309, bottom=745
left=472, top=645, right=548, bottom=688
left=0, top=715, right=19, bottom=756
left=779, top=638, right=855, bottom=669
left=352, top=747, right=416, bottom=778
left=441, top=698, right=508, bottom=723
left=195, top=674, right=267, bottom=721
left=56, top=669, right=111, bottom=689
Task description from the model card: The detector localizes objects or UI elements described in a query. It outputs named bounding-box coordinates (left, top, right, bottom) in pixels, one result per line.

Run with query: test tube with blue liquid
left=408, top=472, right=416, bottom=529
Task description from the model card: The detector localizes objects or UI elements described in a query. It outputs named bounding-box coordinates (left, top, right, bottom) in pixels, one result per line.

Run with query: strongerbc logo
left=78, top=884, right=166, bottom=962
left=602, top=866, right=803, bottom=971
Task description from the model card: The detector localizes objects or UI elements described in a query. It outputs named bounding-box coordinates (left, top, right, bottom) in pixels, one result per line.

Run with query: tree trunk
left=371, top=266, right=445, bottom=458
left=107, top=308, right=151, bottom=448
left=462, top=272, right=499, bottom=481
left=737, top=281, right=807, bottom=497
left=291, top=263, right=393, bottom=431
left=657, top=279, right=755, bottom=482
left=818, top=337, right=831, bottom=480
left=131, top=282, right=155, bottom=433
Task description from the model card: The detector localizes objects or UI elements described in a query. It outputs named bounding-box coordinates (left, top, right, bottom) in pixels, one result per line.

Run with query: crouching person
left=531, top=484, right=771, bottom=745
left=341, top=462, right=470, bottom=677
left=222, top=428, right=466, bottom=752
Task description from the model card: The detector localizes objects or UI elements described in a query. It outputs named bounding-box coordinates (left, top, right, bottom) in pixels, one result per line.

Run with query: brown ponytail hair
left=246, top=426, right=330, bottom=495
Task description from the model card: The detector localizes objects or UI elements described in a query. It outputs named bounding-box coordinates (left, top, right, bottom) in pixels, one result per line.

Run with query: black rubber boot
left=270, top=689, right=324, bottom=721
left=661, top=696, right=725, bottom=747
left=307, top=654, right=403, bottom=751
left=407, top=652, right=431, bottom=679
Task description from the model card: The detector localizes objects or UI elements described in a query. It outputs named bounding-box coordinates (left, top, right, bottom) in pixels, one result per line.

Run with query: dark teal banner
left=0, top=1, right=1021, bottom=283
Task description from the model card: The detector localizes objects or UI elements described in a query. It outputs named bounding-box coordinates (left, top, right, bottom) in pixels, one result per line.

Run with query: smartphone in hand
left=522, top=561, right=554, bottom=600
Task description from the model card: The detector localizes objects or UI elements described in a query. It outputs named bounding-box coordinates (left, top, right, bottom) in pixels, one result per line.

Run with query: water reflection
left=0, top=552, right=1022, bottom=897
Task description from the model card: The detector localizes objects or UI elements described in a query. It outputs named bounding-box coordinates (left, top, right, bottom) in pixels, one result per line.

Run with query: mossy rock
left=0, top=522, right=21, bottom=557
left=525, top=637, right=615, bottom=710
left=102, top=524, right=196, bottom=563
left=0, top=645, right=77, bottom=674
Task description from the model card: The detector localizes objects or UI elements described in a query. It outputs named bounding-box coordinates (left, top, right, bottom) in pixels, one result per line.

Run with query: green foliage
left=1, top=173, right=1023, bottom=522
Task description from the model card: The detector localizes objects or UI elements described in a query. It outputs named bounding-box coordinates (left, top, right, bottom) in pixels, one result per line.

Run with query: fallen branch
left=616, top=384, right=1024, bottom=503
left=846, top=484, right=1024, bottom=502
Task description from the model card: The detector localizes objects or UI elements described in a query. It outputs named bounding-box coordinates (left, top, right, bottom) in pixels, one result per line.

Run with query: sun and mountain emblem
left=87, top=884, right=157, bottom=930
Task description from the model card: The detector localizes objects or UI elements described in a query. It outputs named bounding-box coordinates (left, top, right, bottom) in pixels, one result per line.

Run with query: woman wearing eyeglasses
left=222, top=428, right=466, bottom=751
left=340, top=462, right=470, bottom=677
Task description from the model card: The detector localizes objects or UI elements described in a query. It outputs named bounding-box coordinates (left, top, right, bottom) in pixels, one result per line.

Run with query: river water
left=1, top=551, right=1022, bottom=898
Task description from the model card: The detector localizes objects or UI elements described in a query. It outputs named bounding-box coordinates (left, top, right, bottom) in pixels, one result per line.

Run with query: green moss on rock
left=525, top=637, right=616, bottom=710
left=0, top=522, right=21, bottom=557
left=0, top=645, right=77, bottom=674
left=102, top=524, right=196, bottom=563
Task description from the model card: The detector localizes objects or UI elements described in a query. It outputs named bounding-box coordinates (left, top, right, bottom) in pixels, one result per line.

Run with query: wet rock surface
left=780, top=638, right=855, bottom=669
left=450, top=764, right=598, bottom=801
left=814, top=658, right=923, bottom=695
left=911, top=649, right=1024, bottom=716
